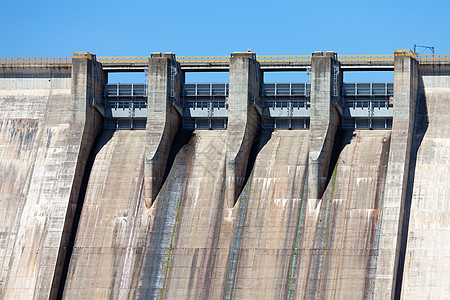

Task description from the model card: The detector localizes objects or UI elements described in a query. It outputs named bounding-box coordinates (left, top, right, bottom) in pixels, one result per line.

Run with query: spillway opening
left=262, top=71, right=310, bottom=130
left=343, top=70, right=394, bottom=83
left=342, top=71, right=394, bottom=130
left=183, top=71, right=229, bottom=130
left=184, top=71, right=229, bottom=83
left=108, top=72, right=147, bottom=84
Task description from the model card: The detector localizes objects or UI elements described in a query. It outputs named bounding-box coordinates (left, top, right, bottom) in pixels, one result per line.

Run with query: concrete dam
left=0, top=50, right=448, bottom=299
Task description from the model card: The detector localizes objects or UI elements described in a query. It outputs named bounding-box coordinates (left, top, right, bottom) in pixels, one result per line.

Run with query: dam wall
left=0, top=50, right=448, bottom=299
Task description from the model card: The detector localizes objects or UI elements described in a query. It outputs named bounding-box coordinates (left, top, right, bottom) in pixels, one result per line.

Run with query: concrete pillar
left=373, top=52, right=418, bottom=299
left=226, top=51, right=261, bottom=207
left=308, top=51, right=341, bottom=200
left=144, top=52, right=181, bottom=207
left=49, top=52, right=105, bottom=299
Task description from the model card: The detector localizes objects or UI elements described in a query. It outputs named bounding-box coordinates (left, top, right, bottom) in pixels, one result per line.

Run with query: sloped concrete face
left=0, top=58, right=103, bottom=299
left=137, top=130, right=229, bottom=299
left=63, top=130, right=147, bottom=299
left=223, top=130, right=310, bottom=299
left=298, top=130, right=391, bottom=299
left=400, top=65, right=450, bottom=299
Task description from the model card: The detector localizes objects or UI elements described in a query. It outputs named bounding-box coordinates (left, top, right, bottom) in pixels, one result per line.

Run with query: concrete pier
left=226, top=51, right=261, bottom=207
left=308, top=51, right=341, bottom=200
left=373, top=53, right=418, bottom=299
left=144, top=53, right=181, bottom=207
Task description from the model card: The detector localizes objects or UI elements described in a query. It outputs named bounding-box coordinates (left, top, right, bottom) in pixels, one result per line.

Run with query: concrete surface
left=0, top=56, right=103, bottom=299
left=0, top=50, right=449, bottom=300
left=224, top=130, right=310, bottom=299
left=137, top=130, right=229, bottom=299
left=399, top=64, right=450, bottom=299
left=309, top=51, right=341, bottom=201
left=373, top=55, right=418, bottom=299
left=300, top=129, right=391, bottom=299
left=226, top=52, right=261, bottom=207
left=63, top=130, right=146, bottom=299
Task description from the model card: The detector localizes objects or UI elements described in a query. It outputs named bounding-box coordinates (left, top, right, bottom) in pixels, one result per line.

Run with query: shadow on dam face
left=241, top=127, right=272, bottom=203
left=161, top=129, right=194, bottom=192
left=326, top=128, right=354, bottom=188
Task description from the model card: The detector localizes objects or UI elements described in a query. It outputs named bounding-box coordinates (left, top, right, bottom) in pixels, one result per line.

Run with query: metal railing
left=263, top=83, right=311, bottom=96
left=2, top=53, right=450, bottom=66
left=98, top=56, right=149, bottom=64
left=184, top=83, right=229, bottom=96
left=177, top=56, right=229, bottom=63
left=104, top=84, right=147, bottom=97
left=338, top=54, right=394, bottom=62
left=257, top=55, right=311, bottom=62
left=0, top=57, right=71, bottom=65
left=418, top=54, right=450, bottom=62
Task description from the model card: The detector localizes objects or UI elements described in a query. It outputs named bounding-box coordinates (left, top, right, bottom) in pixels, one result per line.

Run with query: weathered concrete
left=400, top=64, right=450, bottom=299
left=309, top=51, right=341, bottom=200
left=299, top=129, right=391, bottom=299
left=373, top=54, right=418, bottom=299
left=0, top=55, right=104, bottom=299
left=226, top=52, right=261, bottom=207
left=63, top=130, right=147, bottom=299
left=137, top=130, right=229, bottom=299
left=2, top=50, right=450, bottom=299
left=144, top=53, right=181, bottom=207
left=224, top=130, right=310, bottom=299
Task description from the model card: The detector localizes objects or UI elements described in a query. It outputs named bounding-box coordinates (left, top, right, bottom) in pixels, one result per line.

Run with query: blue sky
left=2, top=0, right=448, bottom=83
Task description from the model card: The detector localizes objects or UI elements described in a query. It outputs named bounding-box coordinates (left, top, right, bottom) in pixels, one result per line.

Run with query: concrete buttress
left=226, top=52, right=261, bottom=207
left=373, top=54, right=418, bottom=299
left=400, top=62, right=450, bottom=298
left=144, top=53, right=181, bottom=207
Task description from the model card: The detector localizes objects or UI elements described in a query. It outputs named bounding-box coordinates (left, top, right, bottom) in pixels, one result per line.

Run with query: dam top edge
left=1, top=50, right=450, bottom=68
